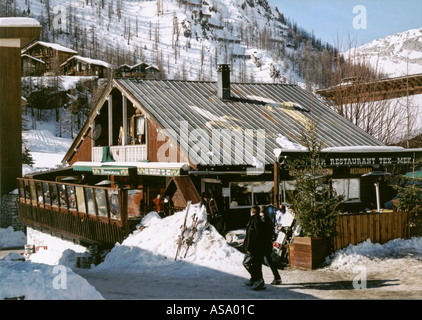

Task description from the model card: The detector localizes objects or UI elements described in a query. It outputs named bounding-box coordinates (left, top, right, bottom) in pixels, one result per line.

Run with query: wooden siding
left=69, top=128, right=92, bottom=165
left=0, top=46, right=22, bottom=195
left=147, top=120, right=190, bottom=163
left=333, top=211, right=409, bottom=251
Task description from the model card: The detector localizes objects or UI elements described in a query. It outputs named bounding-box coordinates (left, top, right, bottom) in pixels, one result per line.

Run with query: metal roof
left=116, top=78, right=384, bottom=167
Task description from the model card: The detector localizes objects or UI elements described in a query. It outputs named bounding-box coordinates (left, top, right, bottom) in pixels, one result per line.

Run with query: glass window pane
left=76, top=186, right=86, bottom=213
left=127, top=190, right=142, bottom=217
left=252, top=181, right=273, bottom=205
left=59, top=184, right=68, bottom=209
left=51, top=184, right=58, bottom=207
left=36, top=181, right=43, bottom=204
left=230, top=182, right=252, bottom=207
left=332, top=179, right=360, bottom=201
left=95, top=189, right=108, bottom=217
left=24, top=181, right=30, bottom=200
left=108, top=190, right=121, bottom=220
left=280, top=181, right=297, bottom=204
left=18, top=180, right=25, bottom=199
left=43, top=182, right=51, bottom=205
left=85, top=188, right=96, bottom=215
left=29, top=180, right=37, bottom=202
left=67, top=185, right=77, bottom=210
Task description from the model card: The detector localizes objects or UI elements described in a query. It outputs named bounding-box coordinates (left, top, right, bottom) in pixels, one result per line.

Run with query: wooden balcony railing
left=92, top=144, right=147, bottom=162
left=16, top=178, right=142, bottom=246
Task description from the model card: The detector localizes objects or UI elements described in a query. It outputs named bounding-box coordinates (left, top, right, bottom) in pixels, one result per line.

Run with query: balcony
left=92, top=145, right=147, bottom=163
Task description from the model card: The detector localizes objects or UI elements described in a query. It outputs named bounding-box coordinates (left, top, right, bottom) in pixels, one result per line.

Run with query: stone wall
left=0, top=192, right=25, bottom=233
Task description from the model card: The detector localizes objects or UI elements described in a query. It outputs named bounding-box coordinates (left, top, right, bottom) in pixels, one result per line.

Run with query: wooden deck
left=17, top=178, right=140, bottom=247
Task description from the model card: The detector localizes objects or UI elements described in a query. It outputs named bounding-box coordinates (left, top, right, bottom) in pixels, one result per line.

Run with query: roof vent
left=217, top=64, right=231, bottom=100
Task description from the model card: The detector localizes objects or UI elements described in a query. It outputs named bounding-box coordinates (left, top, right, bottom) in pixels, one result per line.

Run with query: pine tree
left=289, top=122, right=343, bottom=238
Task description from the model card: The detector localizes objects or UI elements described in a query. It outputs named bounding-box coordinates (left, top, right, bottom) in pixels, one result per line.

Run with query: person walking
left=243, top=206, right=266, bottom=290
left=260, top=205, right=282, bottom=285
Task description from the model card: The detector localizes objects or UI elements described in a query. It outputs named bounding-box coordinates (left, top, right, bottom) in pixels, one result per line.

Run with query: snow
left=0, top=227, right=26, bottom=249
left=62, top=55, right=112, bottom=69
left=25, top=41, right=78, bottom=54
left=0, top=17, right=40, bottom=27
left=275, top=133, right=307, bottom=151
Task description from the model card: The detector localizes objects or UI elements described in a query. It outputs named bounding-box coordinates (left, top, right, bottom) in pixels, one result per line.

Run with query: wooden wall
left=333, top=211, right=409, bottom=251
left=69, top=128, right=92, bottom=165
left=0, top=46, right=22, bottom=195
left=147, top=120, right=190, bottom=164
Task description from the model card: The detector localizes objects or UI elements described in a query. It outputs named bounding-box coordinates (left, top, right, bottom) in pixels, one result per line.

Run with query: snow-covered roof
left=21, top=53, right=45, bottom=64
left=61, top=55, right=111, bottom=68
left=0, top=17, right=40, bottom=27
left=23, top=41, right=77, bottom=54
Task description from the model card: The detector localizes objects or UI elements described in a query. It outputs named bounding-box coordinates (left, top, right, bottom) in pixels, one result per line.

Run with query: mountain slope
left=344, top=28, right=422, bottom=77
left=6, top=0, right=337, bottom=86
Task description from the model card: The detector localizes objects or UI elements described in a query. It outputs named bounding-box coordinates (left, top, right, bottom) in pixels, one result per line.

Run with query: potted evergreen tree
left=287, top=123, right=343, bottom=269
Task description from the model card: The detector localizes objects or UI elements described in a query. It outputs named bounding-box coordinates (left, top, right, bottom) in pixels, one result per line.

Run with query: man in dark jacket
left=260, top=206, right=282, bottom=285
left=243, top=206, right=266, bottom=290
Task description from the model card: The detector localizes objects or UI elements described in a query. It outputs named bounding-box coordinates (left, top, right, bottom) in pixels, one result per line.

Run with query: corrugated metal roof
left=116, top=78, right=384, bottom=167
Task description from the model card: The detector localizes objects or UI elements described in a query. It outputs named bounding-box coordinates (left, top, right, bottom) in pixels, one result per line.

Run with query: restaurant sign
left=92, top=166, right=135, bottom=176
left=316, top=156, right=413, bottom=167
left=137, top=167, right=181, bottom=177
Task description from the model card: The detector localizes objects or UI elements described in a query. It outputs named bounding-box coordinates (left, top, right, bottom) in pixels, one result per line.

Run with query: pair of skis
left=174, top=201, right=199, bottom=261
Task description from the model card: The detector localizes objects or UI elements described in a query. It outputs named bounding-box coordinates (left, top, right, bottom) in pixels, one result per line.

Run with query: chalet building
left=21, top=53, right=45, bottom=76
left=116, top=62, right=161, bottom=79
left=61, top=55, right=111, bottom=78
left=17, top=64, right=422, bottom=248
left=21, top=41, right=77, bottom=75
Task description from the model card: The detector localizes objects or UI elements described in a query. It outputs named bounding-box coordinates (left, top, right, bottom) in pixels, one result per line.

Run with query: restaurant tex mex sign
left=280, top=148, right=421, bottom=168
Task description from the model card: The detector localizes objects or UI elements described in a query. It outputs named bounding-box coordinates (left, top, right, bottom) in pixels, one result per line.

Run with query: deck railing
left=16, top=178, right=142, bottom=246
left=92, top=144, right=147, bottom=162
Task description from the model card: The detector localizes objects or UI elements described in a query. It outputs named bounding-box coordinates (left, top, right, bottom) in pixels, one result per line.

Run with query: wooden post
left=273, top=161, right=279, bottom=208
left=0, top=18, right=41, bottom=195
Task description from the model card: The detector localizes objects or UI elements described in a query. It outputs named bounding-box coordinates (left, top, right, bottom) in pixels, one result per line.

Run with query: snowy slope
left=344, top=28, right=422, bottom=77
left=13, top=0, right=308, bottom=84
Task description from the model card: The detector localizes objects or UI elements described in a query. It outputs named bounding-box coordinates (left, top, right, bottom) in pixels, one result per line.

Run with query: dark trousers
left=243, top=253, right=263, bottom=282
left=264, top=254, right=281, bottom=280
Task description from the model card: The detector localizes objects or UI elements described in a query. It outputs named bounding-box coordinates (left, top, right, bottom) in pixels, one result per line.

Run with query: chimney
left=217, top=64, right=231, bottom=100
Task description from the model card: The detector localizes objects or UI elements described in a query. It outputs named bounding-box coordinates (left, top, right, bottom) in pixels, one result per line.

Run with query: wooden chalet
left=116, top=62, right=161, bottom=79
left=21, top=53, right=45, bottom=76
left=21, top=40, right=77, bottom=74
left=17, top=64, right=422, bottom=248
left=61, top=55, right=111, bottom=78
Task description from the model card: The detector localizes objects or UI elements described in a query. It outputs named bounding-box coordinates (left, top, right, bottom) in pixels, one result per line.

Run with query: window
left=76, top=186, right=86, bottom=213
left=95, top=189, right=108, bottom=217
left=279, top=180, right=297, bottom=205
left=85, top=188, right=96, bottom=215
left=332, top=178, right=360, bottom=202
left=109, top=190, right=121, bottom=220
left=229, top=181, right=274, bottom=208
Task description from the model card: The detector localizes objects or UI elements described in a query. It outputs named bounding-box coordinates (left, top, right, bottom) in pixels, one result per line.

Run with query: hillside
left=344, top=28, right=422, bottom=77
left=3, top=0, right=338, bottom=87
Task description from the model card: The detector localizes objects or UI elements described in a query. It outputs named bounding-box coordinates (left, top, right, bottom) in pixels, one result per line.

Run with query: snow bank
left=0, top=256, right=103, bottom=300
left=326, top=237, right=422, bottom=271
left=0, top=227, right=26, bottom=249
left=94, top=204, right=245, bottom=275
